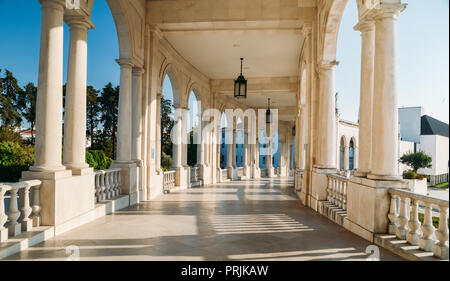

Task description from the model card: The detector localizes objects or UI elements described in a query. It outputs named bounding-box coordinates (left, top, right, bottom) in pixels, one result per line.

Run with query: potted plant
left=399, top=151, right=432, bottom=195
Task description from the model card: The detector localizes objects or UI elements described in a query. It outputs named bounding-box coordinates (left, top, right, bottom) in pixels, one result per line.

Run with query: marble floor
left=3, top=177, right=403, bottom=261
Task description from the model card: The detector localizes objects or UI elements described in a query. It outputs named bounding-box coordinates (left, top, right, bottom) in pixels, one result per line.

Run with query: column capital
left=64, top=15, right=95, bottom=30
left=354, top=19, right=375, bottom=33
left=132, top=67, right=145, bottom=76
left=373, top=3, right=407, bottom=21
left=156, top=92, right=163, bottom=99
left=319, top=61, right=339, bottom=72
left=116, top=59, right=134, bottom=69
left=39, top=0, right=65, bottom=10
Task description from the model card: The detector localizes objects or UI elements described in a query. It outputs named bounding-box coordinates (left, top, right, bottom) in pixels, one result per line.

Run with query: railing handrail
left=328, top=173, right=349, bottom=181
left=389, top=188, right=449, bottom=207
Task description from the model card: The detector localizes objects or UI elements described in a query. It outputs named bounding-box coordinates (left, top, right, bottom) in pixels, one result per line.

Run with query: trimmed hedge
left=0, top=141, right=34, bottom=182
left=86, top=150, right=113, bottom=170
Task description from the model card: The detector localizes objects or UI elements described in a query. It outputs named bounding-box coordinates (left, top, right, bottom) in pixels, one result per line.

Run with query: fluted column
left=116, top=60, right=133, bottom=163
left=63, top=16, right=94, bottom=173
left=155, top=93, right=162, bottom=172
left=354, top=20, right=375, bottom=177
left=131, top=67, right=144, bottom=165
left=318, top=62, right=338, bottom=169
left=368, top=4, right=406, bottom=181
left=31, top=0, right=66, bottom=172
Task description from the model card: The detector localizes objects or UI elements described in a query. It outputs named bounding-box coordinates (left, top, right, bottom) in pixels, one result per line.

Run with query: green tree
left=98, top=83, right=119, bottom=158
left=17, top=83, right=37, bottom=144
left=161, top=96, right=174, bottom=159
left=86, top=85, right=100, bottom=148
left=399, top=151, right=433, bottom=173
left=0, top=69, right=22, bottom=128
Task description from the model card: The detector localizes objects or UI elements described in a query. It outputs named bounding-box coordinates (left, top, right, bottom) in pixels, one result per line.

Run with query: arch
left=161, top=70, right=181, bottom=107
left=320, top=0, right=371, bottom=63
left=104, top=0, right=132, bottom=60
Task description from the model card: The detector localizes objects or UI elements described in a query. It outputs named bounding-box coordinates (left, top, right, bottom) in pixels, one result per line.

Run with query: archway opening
left=187, top=90, right=201, bottom=167
left=349, top=139, right=355, bottom=170
left=160, top=74, right=175, bottom=171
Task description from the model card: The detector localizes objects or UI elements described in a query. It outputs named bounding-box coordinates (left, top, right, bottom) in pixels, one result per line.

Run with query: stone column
left=31, top=0, right=66, bottom=172
left=63, top=15, right=94, bottom=174
left=131, top=67, right=144, bottom=195
left=368, top=5, right=405, bottom=181
left=226, top=128, right=233, bottom=170
left=297, top=106, right=305, bottom=171
left=155, top=93, right=162, bottom=173
left=354, top=20, right=375, bottom=177
left=266, top=134, right=275, bottom=178
left=131, top=67, right=144, bottom=164
left=318, top=62, right=338, bottom=169
left=243, top=131, right=249, bottom=177
left=116, top=60, right=134, bottom=163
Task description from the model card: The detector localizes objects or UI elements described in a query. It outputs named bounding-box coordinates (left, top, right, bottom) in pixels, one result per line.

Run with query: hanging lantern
left=266, top=98, right=272, bottom=124
left=292, top=126, right=296, bottom=136
left=234, top=58, right=247, bottom=99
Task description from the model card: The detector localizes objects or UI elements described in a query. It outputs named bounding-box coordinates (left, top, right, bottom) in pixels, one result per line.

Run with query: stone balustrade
left=163, top=170, right=176, bottom=193
left=237, top=167, right=244, bottom=178
left=221, top=169, right=229, bottom=182
left=388, top=188, right=449, bottom=260
left=190, top=166, right=200, bottom=184
left=295, top=170, right=304, bottom=192
left=326, top=174, right=349, bottom=210
left=94, top=168, right=122, bottom=202
left=0, top=180, right=42, bottom=243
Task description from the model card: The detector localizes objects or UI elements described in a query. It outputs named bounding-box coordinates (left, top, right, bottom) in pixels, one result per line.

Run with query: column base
left=344, top=176, right=408, bottom=242
left=354, top=170, right=369, bottom=178
left=21, top=169, right=95, bottom=227
left=266, top=167, right=276, bottom=178
left=231, top=167, right=239, bottom=180
left=367, top=173, right=402, bottom=181
left=8, top=223, right=21, bottom=237
left=434, top=244, right=449, bottom=260
left=111, top=162, right=138, bottom=206
left=174, top=166, right=189, bottom=188
left=310, top=167, right=337, bottom=211
left=0, top=228, right=7, bottom=243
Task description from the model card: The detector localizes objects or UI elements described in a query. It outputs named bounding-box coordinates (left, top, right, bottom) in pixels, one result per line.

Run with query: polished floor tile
left=3, top=177, right=403, bottom=261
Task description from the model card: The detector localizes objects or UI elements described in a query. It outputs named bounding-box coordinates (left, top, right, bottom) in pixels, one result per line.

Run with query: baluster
left=388, top=194, right=399, bottom=235
left=333, top=179, right=337, bottom=205
left=419, top=201, right=435, bottom=252
left=8, top=187, right=21, bottom=236
left=95, top=173, right=100, bottom=202
left=113, top=171, right=118, bottom=197
left=434, top=205, right=449, bottom=260
left=0, top=186, right=9, bottom=242
left=112, top=171, right=118, bottom=197
left=396, top=195, right=409, bottom=240
left=117, top=170, right=122, bottom=195
left=21, top=183, right=33, bottom=232
left=31, top=184, right=42, bottom=227
left=338, top=180, right=343, bottom=208
left=100, top=171, right=106, bottom=201
left=105, top=171, right=111, bottom=199
left=327, top=177, right=332, bottom=202
left=342, top=181, right=347, bottom=210
left=406, top=198, right=421, bottom=245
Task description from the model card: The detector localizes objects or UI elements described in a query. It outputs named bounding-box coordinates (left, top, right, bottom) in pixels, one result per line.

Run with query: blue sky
left=0, top=0, right=448, bottom=124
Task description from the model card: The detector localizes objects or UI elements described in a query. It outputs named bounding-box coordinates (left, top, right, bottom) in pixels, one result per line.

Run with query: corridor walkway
left=4, top=178, right=402, bottom=261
